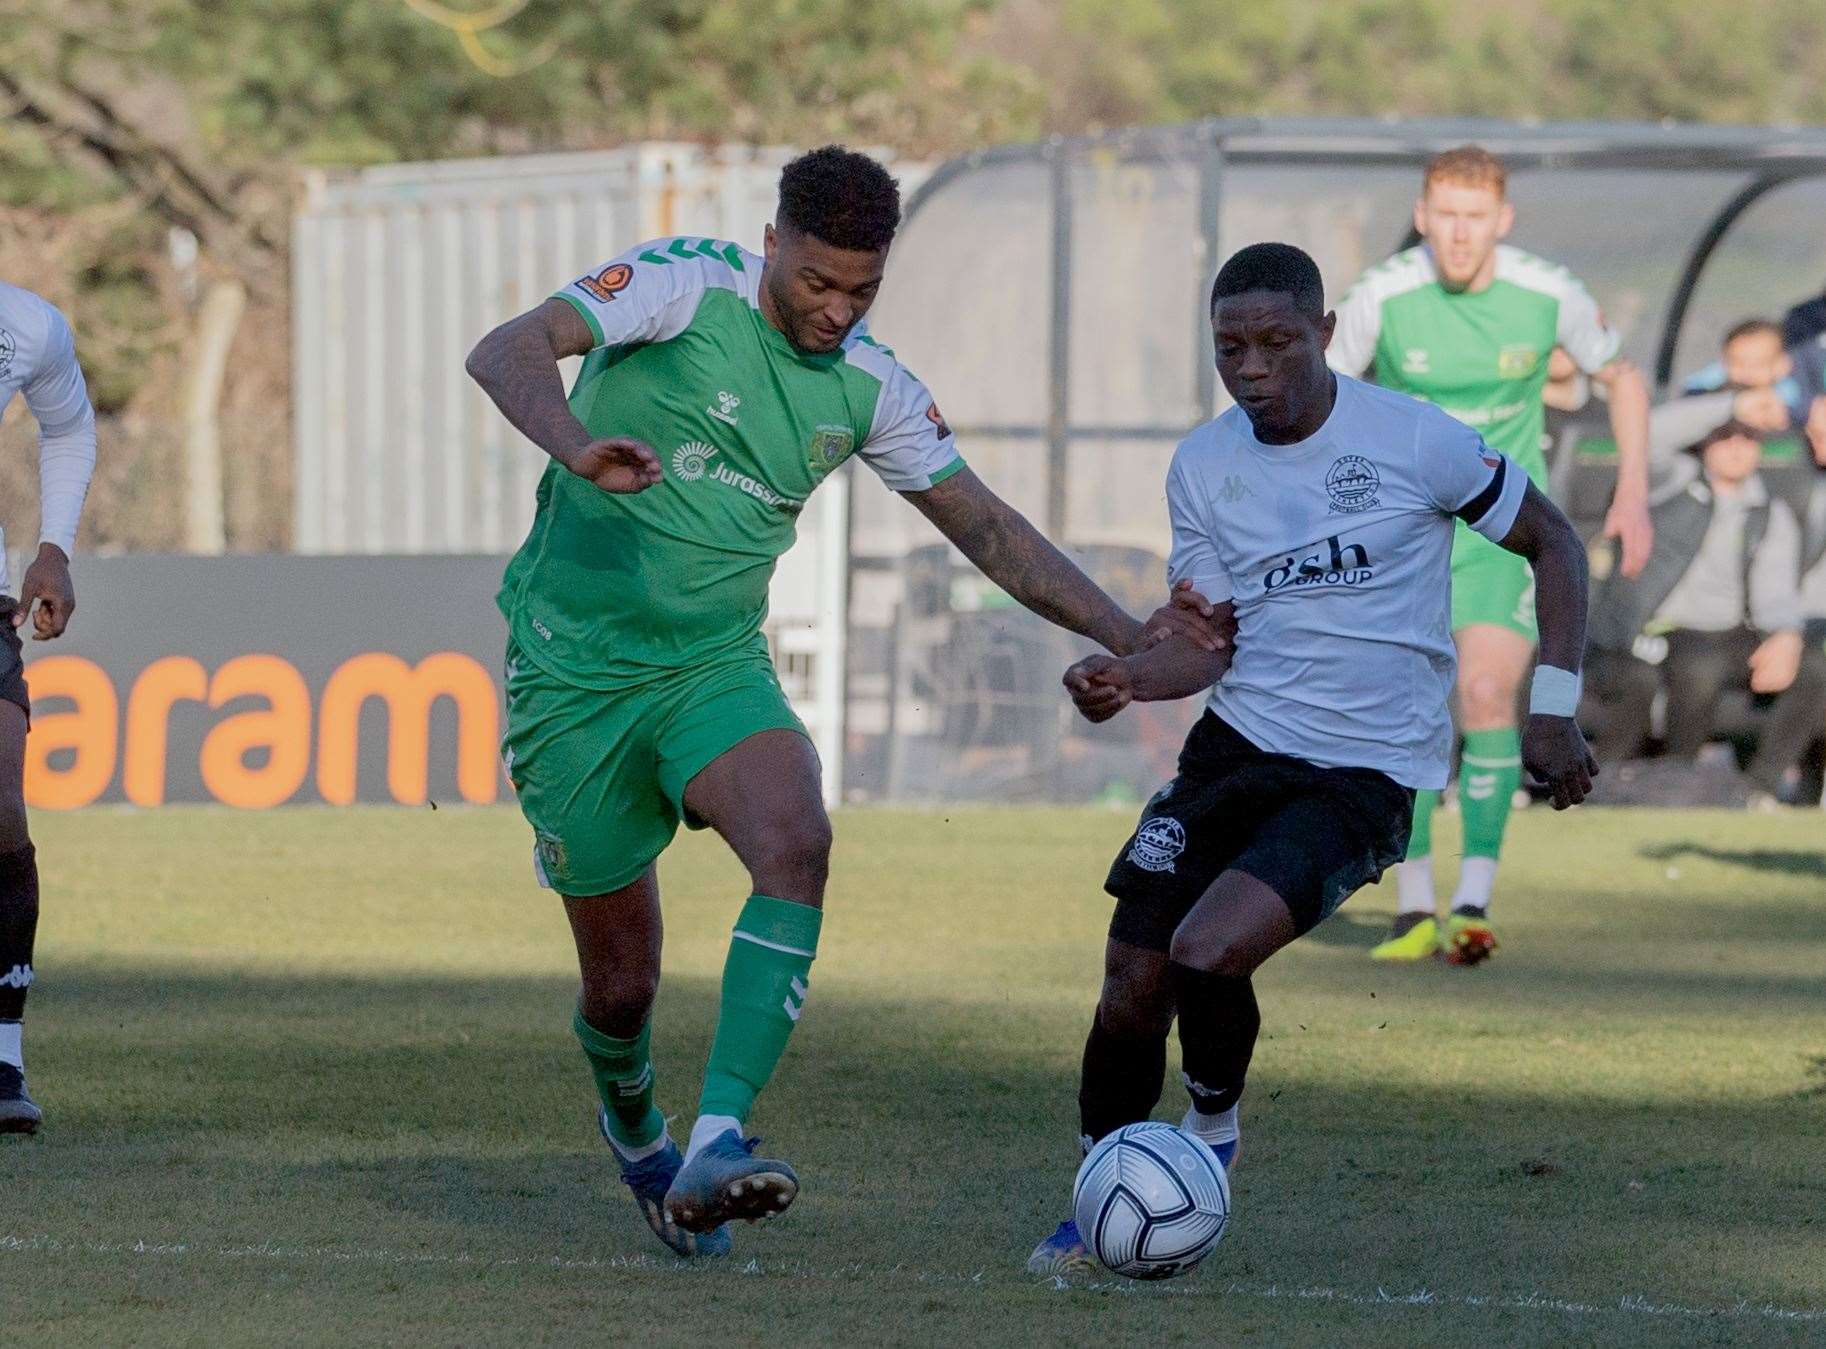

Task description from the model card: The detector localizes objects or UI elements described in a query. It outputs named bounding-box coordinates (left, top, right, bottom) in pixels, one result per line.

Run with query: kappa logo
left=1128, top=816, right=1187, bottom=874
left=1402, top=347, right=1430, bottom=374
left=709, top=390, right=741, bottom=425
left=672, top=441, right=719, bottom=482
left=1218, top=474, right=1252, bottom=504
left=1325, top=455, right=1381, bottom=514
left=0, top=963, right=32, bottom=990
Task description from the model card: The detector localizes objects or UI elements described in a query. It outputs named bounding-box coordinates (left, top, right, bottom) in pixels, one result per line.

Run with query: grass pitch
left=4, top=805, right=1824, bottom=1346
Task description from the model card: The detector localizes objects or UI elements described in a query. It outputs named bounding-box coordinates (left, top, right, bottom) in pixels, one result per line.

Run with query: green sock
left=1406, top=789, right=1438, bottom=860
left=698, top=894, right=822, bottom=1123
left=573, top=1008, right=665, bottom=1149
left=1458, top=727, right=1522, bottom=859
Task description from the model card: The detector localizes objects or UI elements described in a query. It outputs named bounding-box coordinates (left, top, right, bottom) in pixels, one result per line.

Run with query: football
left=1072, top=1122, right=1231, bottom=1280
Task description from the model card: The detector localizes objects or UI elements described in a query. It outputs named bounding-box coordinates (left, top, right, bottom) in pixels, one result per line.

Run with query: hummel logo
left=709, top=390, right=741, bottom=425
left=783, top=975, right=809, bottom=1022
left=613, top=1064, right=654, bottom=1097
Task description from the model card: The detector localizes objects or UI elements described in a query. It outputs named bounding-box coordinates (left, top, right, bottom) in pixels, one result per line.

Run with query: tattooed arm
left=465, top=298, right=662, bottom=493
left=903, top=467, right=1148, bottom=656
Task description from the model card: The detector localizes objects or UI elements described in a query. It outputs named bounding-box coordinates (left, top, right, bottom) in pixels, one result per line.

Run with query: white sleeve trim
left=23, top=303, right=96, bottom=555
left=1164, top=434, right=1235, bottom=603
left=850, top=339, right=964, bottom=492
left=1327, top=249, right=1432, bottom=376
left=1495, top=247, right=1623, bottom=374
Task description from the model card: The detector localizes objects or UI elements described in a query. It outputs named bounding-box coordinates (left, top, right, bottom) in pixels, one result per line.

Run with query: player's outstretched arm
left=465, top=299, right=660, bottom=493
left=1593, top=357, right=1653, bottom=578
left=1496, top=482, right=1600, bottom=809
left=1062, top=623, right=1233, bottom=723
left=903, top=467, right=1150, bottom=655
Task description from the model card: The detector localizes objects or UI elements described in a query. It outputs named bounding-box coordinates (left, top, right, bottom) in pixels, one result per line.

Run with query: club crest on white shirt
left=1325, top=455, right=1380, bottom=513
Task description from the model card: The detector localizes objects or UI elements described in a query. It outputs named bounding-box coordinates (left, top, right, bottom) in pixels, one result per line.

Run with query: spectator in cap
left=1583, top=397, right=1826, bottom=803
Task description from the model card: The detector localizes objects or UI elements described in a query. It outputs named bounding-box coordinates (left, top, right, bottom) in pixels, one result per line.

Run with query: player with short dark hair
left=467, top=146, right=1219, bottom=1258
left=0, top=281, right=98, bottom=1134
left=1027, top=241, right=1596, bottom=1274
left=1329, top=145, right=1651, bottom=964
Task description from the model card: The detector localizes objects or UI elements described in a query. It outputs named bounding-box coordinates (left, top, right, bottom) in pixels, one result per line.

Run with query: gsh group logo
left=1263, top=536, right=1374, bottom=593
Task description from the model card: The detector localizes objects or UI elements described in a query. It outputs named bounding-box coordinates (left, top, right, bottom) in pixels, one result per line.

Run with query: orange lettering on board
left=315, top=652, right=499, bottom=806
left=122, top=656, right=208, bottom=807
left=200, top=655, right=312, bottom=809
left=22, top=656, right=119, bottom=809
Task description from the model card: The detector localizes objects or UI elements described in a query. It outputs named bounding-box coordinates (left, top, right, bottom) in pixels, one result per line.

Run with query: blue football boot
left=1026, top=1218, right=1092, bottom=1275
left=663, top=1129, right=798, bottom=1234
left=599, top=1108, right=730, bottom=1259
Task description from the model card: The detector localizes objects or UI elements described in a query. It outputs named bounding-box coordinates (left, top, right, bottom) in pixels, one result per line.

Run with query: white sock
left=1394, top=858, right=1436, bottom=916
left=605, top=1127, right=671, bottom=1164
left=1452, top=857, right=1498, bottom=913
left=684, top=1113, right=742, bottom=1165
left=1180, top=1102, right=1238, bottom=1147
left=0, top=1021, right=20, bottom=1070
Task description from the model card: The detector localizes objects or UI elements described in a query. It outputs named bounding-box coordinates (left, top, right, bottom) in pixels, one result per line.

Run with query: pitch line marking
left=2, top=1234, right=1821, bottom=1325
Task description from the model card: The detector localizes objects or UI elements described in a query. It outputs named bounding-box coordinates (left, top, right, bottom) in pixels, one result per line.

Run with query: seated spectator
left=1783, top=284, right=1826, bottom=351
left=1682, top=318, right=1809, bottom=425
left=1803, top=397, right=1826, bottom=721
left=1583, top=406, right=1826, bottom=804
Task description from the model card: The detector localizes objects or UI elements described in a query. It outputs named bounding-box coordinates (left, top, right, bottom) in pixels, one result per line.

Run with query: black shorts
left=1105, top=712, right=1415, bottom=949
left=0, top=600, right=26, bottom=722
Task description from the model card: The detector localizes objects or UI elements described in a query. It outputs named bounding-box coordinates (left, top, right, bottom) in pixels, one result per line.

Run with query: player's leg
left=1028, top=935, right=1176, bottom=1274
left=1029, top=713, right=1255, bottom=1273
left=1079, top=937, right=1176, bottom=1148
left=680, top=726, right=827, bottom=1145
left=1172, top=770, right=1412, bottom=1145
left=565, top=869, right=665, bottom=1154
left=500, top=643, right=723, bottom=1255
left=563, top=868, right=731, bottom=1256
left=659, top=662, right=827, bottom=1232
left=0, top=691, right=41, bottom=1135
left=1373, top=786, right=1442, bottom=960
left=1380, top=533, right=1526, bottom=963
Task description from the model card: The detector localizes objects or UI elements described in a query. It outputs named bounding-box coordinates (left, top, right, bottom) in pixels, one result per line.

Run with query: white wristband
left=1529, top=665, right=1582, bottom=717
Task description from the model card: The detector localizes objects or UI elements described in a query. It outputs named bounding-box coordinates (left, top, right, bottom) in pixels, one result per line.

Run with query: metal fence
left=851, top=118, right=1826, bottom=804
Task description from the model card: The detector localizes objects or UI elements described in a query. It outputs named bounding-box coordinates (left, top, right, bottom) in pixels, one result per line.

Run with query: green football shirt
left=497, top=238, right=965, bottom=690
left=1328, top=244, right=1622, bottom=482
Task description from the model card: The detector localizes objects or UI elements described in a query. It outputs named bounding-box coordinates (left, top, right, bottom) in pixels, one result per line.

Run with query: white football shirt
left=1166, top=374, right=1527, bottom=789
left=0, top=282, right=96, bottom=592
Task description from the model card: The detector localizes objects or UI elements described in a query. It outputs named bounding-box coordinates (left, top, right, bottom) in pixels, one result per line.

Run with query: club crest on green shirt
left=808, top=423, right=856, bottom=475
left=1498, top=344, right=1541, bottom=378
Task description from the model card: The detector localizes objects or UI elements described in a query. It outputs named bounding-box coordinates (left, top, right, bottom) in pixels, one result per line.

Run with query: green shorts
left=501, top=636, right=809, bottom=896
left=1449, top=521, right=1537, bottom=641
